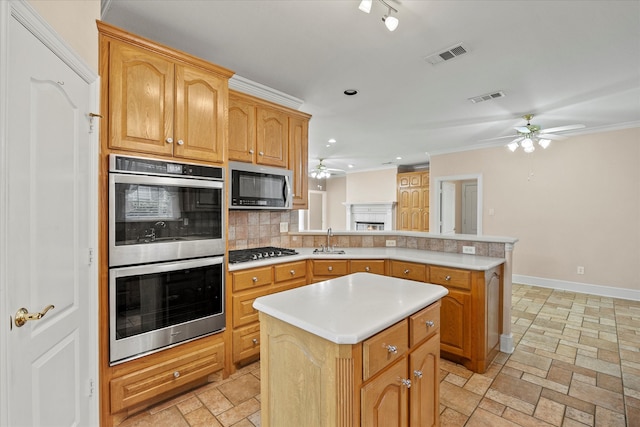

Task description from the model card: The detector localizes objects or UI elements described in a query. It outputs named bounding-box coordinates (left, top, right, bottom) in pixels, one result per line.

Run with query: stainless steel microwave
left=229, top=162, right=293, bottom=210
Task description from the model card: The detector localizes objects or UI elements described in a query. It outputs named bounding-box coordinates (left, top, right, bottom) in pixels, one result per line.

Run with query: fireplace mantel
left=343, top=202, right=397, bottom=231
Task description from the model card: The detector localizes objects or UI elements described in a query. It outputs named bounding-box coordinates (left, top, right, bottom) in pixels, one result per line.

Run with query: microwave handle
left=283, top=175, right=292, bottom=207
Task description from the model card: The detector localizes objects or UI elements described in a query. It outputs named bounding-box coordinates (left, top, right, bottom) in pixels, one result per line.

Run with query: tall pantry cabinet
left=397, top=171, right=430, bottom=231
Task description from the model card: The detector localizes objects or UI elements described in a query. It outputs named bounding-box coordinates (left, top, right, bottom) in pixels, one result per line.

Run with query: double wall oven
left=108, top=154, right=225, bottom=365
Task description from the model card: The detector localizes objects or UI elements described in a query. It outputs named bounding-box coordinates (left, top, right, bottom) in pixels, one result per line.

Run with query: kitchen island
left=253, top=272, right=448, bottom=427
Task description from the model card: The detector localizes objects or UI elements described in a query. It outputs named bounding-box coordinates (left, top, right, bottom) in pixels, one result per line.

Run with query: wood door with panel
left=361, top=358, right=409, bottom=427
left=256, top=106, right=288, bottom=167
left=174, top=64, right=226, bottom=163
left=108, top=41, right=174, bottom=156
left=439, top=289, right=472, bottom=359
left=409, top=335, right=440, bottom=427
left=289, top=115, right=309, bottom=208
left=228, top=92, right=256, bottom=162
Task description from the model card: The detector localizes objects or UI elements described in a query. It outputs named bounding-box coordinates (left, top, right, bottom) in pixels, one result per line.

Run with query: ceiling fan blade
left=479, top=134, right=519, bottom=142
left=509, top=136, right=524, bottom=144
left=514, top=126, right=532, bottom=133
left=540, top=124, right=585, bottom=134
left=537, top=133, right=566, bottom=141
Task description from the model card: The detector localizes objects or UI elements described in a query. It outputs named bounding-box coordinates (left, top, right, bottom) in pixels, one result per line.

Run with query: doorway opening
left=432, top=174, right=483, bottom=235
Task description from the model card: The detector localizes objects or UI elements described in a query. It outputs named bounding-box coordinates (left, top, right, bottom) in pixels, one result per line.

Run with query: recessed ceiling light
left=328, top=138, right=337, bottom=143
left=348, top=164, right=354, bottom=168
left=344, top=89, right=358, bottom=96
left=396, top=156, right=402, bottom=160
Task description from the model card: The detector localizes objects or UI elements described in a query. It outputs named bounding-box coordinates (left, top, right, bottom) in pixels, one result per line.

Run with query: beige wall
left=431, top=127, right=640, bottom=293
left=27, top=0, right=100, bottom=71
left=326, top=176, right=347, bottom=229
left=346, top=168, right=397, bottom=203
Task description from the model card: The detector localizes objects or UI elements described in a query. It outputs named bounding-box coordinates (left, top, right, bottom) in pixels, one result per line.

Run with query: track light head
left=359, top=0, right=399, bottom=32
left=382, top=13, right=399, bottom=31
left=358, top=0, right=372, bottom=13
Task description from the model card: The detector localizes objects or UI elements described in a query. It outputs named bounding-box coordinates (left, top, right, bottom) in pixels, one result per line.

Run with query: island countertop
left=253, top=272, right=448, bottom=345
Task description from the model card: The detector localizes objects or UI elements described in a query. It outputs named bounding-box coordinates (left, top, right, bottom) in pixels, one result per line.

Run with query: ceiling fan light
left=383, top=14, right=399, bottom=31
left=521, top=138, right=534, bottom=150
left=358, top=0, right=372, bottom=13
left=538, top=139, right=551, bottom=149
left=523, top=144, right=535, bottom=153
left=507, top=141, right=519, bottom=152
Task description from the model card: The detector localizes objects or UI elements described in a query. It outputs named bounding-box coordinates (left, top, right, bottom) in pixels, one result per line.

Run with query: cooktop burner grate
left=228, top=246, right=299, bottom=264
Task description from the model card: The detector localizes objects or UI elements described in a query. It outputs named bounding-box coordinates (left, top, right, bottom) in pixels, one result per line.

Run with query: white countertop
left=253, top=272, right=449, bottom=344
left=228, top=247, right=505, bottom=272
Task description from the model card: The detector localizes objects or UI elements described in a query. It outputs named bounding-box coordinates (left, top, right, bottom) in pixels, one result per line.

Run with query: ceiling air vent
left=424, top=43, right=469, bottom=65
left=468, top=91, right=506, bottom=104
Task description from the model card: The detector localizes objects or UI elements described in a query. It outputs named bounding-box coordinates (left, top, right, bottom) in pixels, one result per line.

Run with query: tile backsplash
left=228, top=210, right=505, bottom=258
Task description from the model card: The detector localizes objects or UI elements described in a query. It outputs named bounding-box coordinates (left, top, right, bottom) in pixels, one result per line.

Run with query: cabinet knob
left=166, top=137, right=173, bottom=144
left=400, top=378, right=412, bottom=389
left=177, top=139, right=184, bottom=145
left=249, top=149, right=254, bottom=154
left=386, top=345, right=398, bottom=354
left=173, top=371, right=180, bottom=379
left=425, top=320, right=435, bottom=327
left=290, top=270, right=295, bottom=275
left=365, top=266, right=370, bottom=272
left=445, top=275, right=451, bottom=281
left=252, top=277, right=258, bottom=282
left=403, top=269, right=410, bottom=275
left=414, top=370, right=423, bottom=379
left=252, top=338, right=259, bottom=345
left=328, top=266, right=333, bottom=271
left=259, top=151, right=264, bottom=156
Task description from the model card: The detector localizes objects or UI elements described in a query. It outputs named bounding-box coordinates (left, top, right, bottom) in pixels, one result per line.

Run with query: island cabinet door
left=409, top=335, right=440, bottom=427
left=439, top=289, right=472, bottom=359
left=361, top=358, right=409, bottom=427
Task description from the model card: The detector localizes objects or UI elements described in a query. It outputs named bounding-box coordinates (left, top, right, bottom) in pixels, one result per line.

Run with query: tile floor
left=119, top=284, right=640, bottom=426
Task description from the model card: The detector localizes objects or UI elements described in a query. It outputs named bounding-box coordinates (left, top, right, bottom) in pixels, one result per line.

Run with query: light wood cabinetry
left=230, top=261, right=307, bottom=367
left=389, top=260, right=427, bottom=282
left=309, top=259, right=349, bottom=282
left=103, top=30, right=232, bottom=163
left=259, top=300, right=441, bottom=426
left=397, top=171, right=430, bottom=232
left=349, top=259, right=386, bottom=275
left=289, top=115, right=309, bottom=208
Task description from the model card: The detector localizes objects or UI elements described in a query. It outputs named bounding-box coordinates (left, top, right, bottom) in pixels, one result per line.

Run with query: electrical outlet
left=279, top=222, right=288, bottom=233
left=385, top=239, right=396, bottom=247
left=462, top=246, right=476, bottom=254
left=577, top=266, right=585, bottom=275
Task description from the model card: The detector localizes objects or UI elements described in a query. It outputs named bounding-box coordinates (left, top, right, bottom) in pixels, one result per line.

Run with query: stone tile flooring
left=119, top=284, right=640, bottom=426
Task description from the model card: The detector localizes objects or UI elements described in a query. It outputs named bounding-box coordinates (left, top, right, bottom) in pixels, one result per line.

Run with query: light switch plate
left=280, top=222, right=288, bottom=233
left=385, top=240, right=396, bottom=247
left=462, top=246, right=476, bottom=254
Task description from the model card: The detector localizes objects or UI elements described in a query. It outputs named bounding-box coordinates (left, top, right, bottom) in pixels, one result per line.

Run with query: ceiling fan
left=309, top=159, right=345, bottom=179
left=491, top=114, right=585, bottom=153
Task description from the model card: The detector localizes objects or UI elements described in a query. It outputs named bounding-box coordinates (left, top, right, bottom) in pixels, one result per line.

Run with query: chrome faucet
left=326, top=227, right=333, bottom=252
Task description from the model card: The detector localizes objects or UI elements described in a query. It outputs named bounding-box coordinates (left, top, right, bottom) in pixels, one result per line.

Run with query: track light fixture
left=358, top=0, right=399, bottom=31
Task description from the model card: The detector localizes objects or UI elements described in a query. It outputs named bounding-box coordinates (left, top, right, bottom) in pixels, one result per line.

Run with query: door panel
left=5, top=16, right=95, bottom=426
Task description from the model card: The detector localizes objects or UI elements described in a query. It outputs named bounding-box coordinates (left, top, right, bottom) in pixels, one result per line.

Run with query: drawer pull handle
left=386, top=345, right=398, bottom=354
left=414, top=370, right=423, bottom=379
left=401, top=378, right=412, bottom=388
left=177, top=139, right=184, bottom=145
left=445, top=275, right=451, bottom=281
left=425, top=320, right=435, bottom=327
left=249, top=149, right=254, bottom=154
left=259, top=151, right=264, bottom=156
left=403, top=269, right=410, bottom=275
left=365, top=266, right=370, bottom=272
left=252, top=277, right=258, bottom=282
left=173, top=371, right=180, bottom=379
left=328, top=266, right=333, bottom=271
left=252, top=338, right=259, bottom=345
left=290, top=269, right=295, bottom=275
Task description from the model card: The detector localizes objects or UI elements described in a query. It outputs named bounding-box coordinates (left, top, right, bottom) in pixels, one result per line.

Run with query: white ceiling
left=101, top=0, right=640, bottom=174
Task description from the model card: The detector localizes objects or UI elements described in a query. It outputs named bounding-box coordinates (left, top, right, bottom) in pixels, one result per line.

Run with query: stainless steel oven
left=109, top=256, right=225, bottom=364
left=109, top=154, right=225, bottom=267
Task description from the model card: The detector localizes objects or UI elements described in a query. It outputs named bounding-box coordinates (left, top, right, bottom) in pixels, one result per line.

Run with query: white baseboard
left=512, top=274, right=640, bottom=301
left=500, top=334, right=514, bottom=354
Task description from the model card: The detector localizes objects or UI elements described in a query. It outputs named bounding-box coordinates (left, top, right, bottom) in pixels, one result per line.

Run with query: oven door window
left=114, top=263, right=223, bottom=340
left=113, top=181, right=222, bottom=246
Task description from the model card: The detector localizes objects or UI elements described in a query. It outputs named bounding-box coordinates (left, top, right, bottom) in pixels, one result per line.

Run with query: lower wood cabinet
left=349, top=259, right=386, bottom=275
left=309, top=259, right=349, bottom=282
left=259, top=301, right=441, bottom=426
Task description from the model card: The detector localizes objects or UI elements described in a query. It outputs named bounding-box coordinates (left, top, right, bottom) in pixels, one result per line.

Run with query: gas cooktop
left=228, top=246, right=299, bottom=264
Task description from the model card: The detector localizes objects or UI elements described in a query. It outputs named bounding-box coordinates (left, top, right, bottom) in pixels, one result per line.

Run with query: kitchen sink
left=312, top=248, right=346, bottom=255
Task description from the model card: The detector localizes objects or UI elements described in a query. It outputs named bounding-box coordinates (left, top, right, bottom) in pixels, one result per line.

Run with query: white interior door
left=440, top=182, right=456, bottom=234
left=2, top=11, right=97, bottom=426
left=308, top=190, right=326, bottom=230
left=461, top=182, right=478, bottom=234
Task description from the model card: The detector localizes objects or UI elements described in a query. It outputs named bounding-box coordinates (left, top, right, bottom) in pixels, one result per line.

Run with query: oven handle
left=111, top=172, right=223, bottom=190
left=110, top=256, right=225, bottom=277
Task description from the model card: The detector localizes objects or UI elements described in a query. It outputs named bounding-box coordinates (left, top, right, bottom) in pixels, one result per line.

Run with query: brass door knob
left=14, top=304, right=54, bottom=327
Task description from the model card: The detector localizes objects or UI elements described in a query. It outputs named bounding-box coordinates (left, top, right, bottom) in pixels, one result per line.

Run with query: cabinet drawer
left=350, top=259, right=385, bottom=275
left=390, top=261, right=426, bottom=282
left=363, top=319, right=408, bottom=381
left=429, top=266, right=471, bottom=290
left=233, top=323, right=261, bottom=362
left=274, top=261, right=306, bottom=283
left=110, top=341, right=224, bottom=413
left=232, top=266, right=273, bottom=292
left=312, top=260, right=349, bottom=276
left=232, top=287, right=271, bottom=327
left=410, top=301, right=441, bottom=347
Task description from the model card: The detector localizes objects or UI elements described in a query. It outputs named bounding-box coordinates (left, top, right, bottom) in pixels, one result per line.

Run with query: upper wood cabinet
left=100, top=23, right=233, bottom=163
left=397, top=171, right=430, bottom=232
left=256, top=106, right=288, bottom=167
left=288, top=115, right=308, bottom=208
